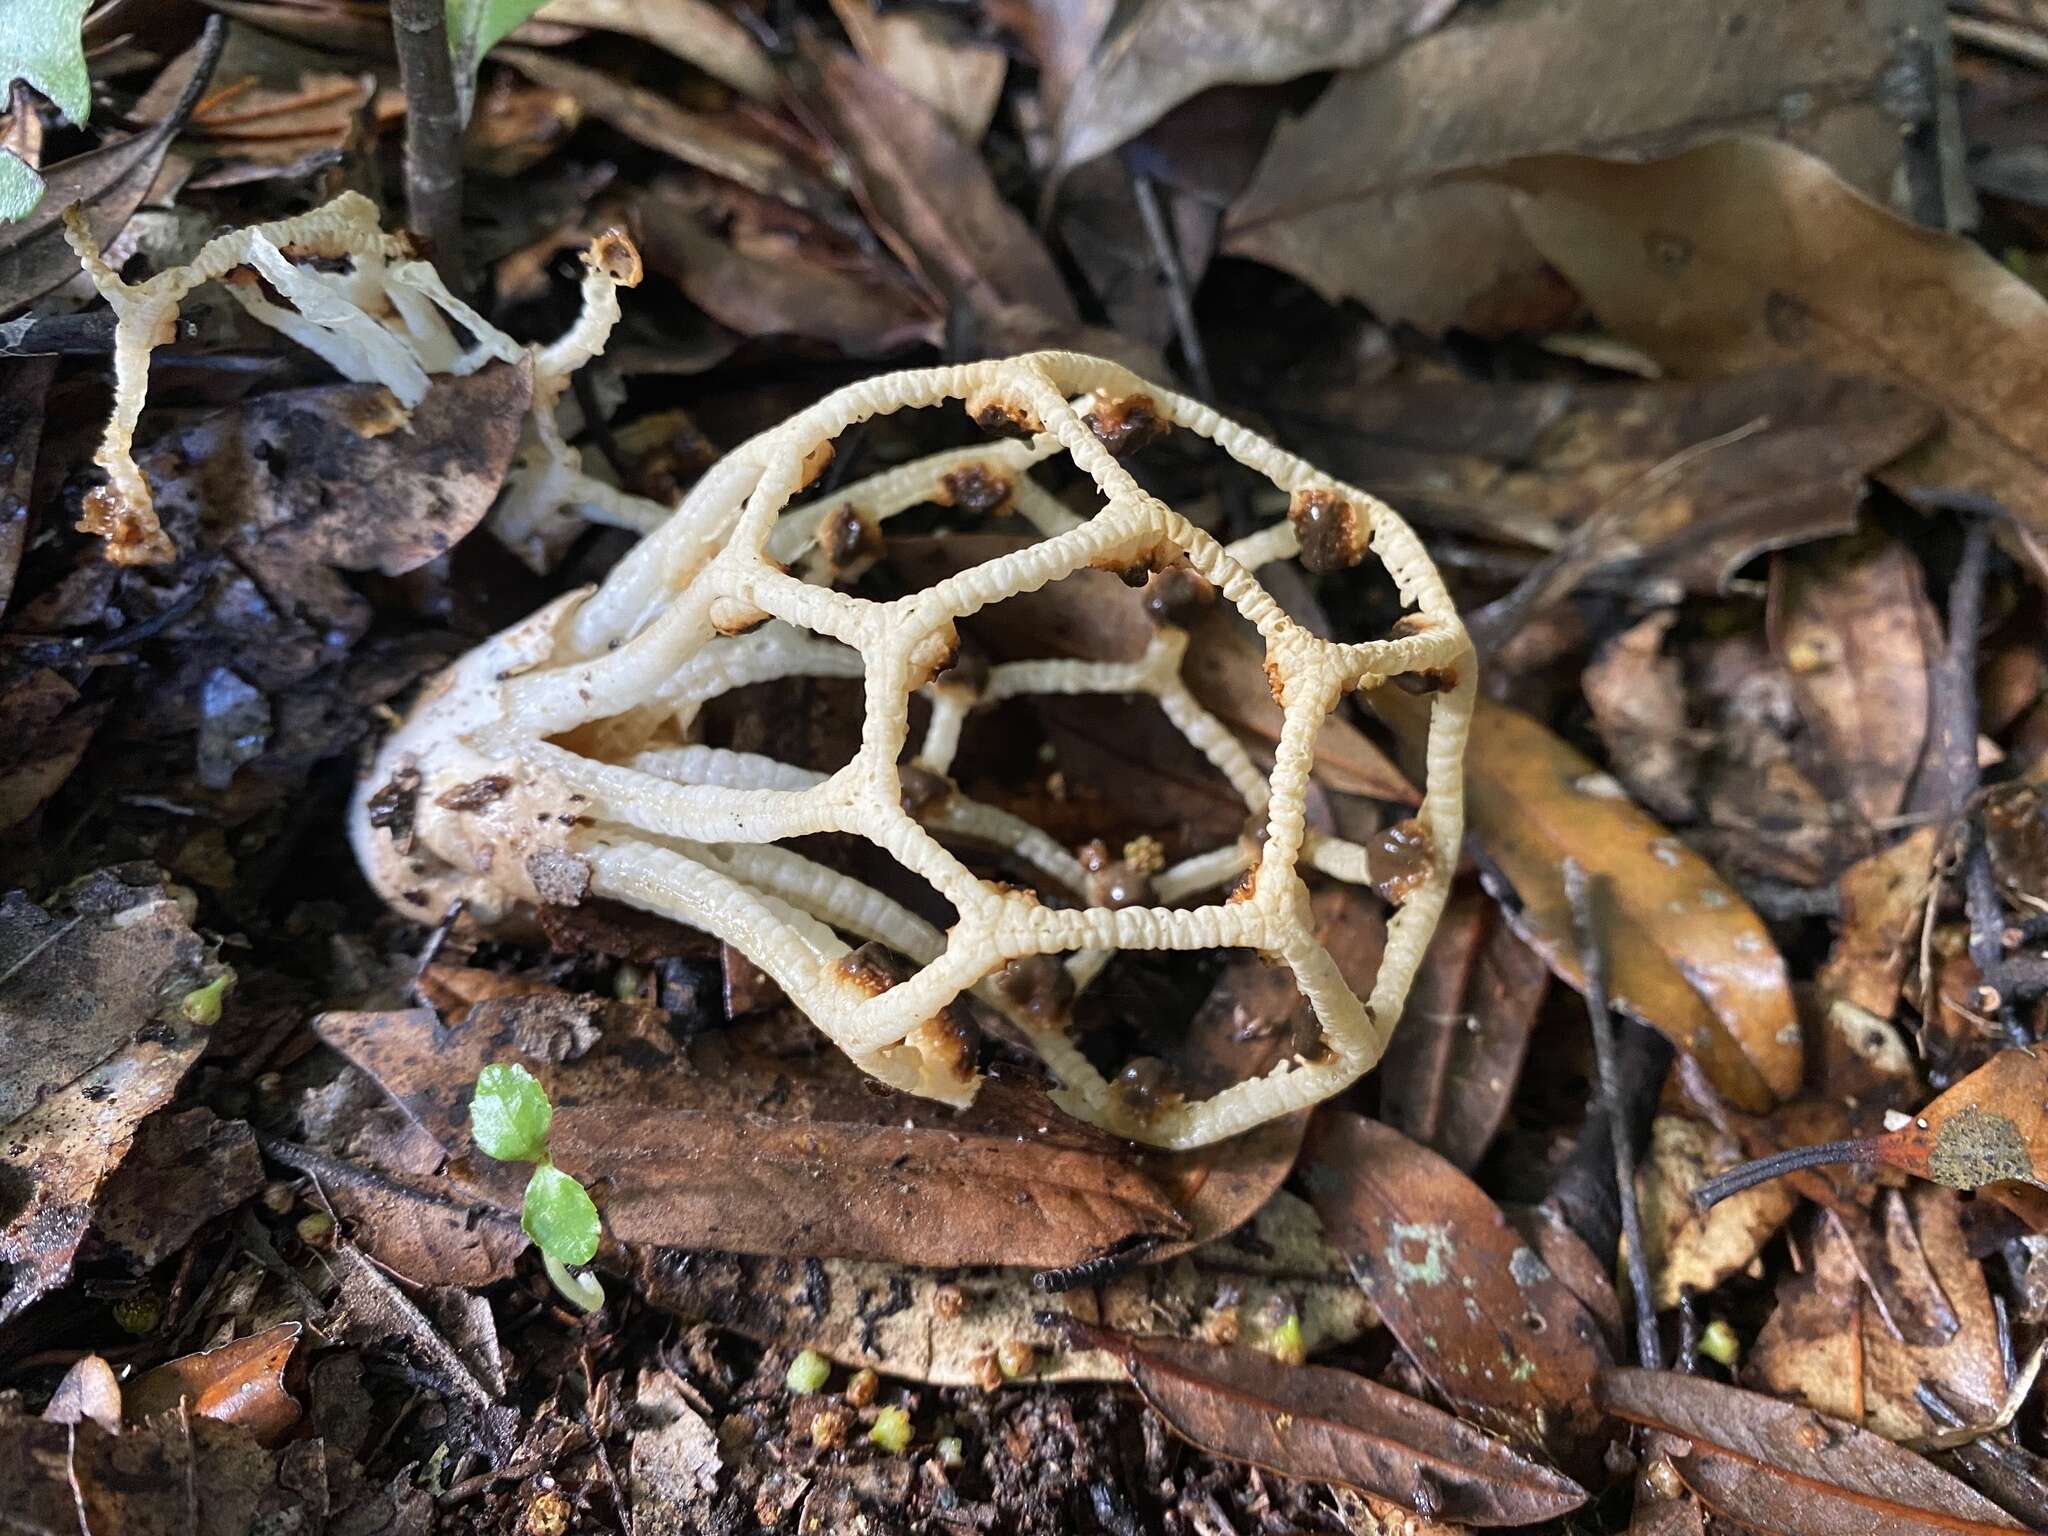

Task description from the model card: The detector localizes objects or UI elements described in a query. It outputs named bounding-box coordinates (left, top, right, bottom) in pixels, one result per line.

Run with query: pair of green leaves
left=470, top=1062, right=601, bottom=1267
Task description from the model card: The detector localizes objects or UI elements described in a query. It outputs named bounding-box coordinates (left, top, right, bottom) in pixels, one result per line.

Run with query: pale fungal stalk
left=64, top=190, right=665, bottom=568
left=351, top=349, right=1474, bottom=1150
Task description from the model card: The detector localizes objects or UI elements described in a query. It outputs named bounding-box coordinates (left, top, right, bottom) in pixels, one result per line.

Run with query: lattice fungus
left=346, top=347, right=1472, bottom=1149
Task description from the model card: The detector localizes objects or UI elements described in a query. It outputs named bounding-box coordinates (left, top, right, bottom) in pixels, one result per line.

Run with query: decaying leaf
left=537, top=0, right=778, bottom=101
left=126, top=1324, right=304, bottom=1448
left=1498, top=137, right=2048, bottom=558
left=630, top=1367, right=722, bottom=1526
left=1378, top=889, right=1547, bottom=1171
left=1302, top=1112, right=1609, bottom=1461
left=1224, top=0, right=1961, bottom=331
left=93, top=1107, right=263, bottom=1267
left=140, top=361, right=533, bottom=578
left=641, top=1190, right=1377, bottom=1389
left=1637, top=1116, right=1797, bottom=1309
left=1581, top=612, right=1698, bottom=822
left=829, top=0, right=1007, bottom=142
left=1769, top=532, right=1935, bottom=825
left=1049, top=0, right=1458, bottom=180
left=0, top=353, right=54, bottom=614
left=0, top=877, right=220, bottom=1324
left=1381, top=691, right=1801, bottom=1112
left=1869, top=1047, right=2048, bottom=1193
left=1599, top=1367, right=2027, bottom=1535
left=1057, top=1317, right=1588, bottom=1526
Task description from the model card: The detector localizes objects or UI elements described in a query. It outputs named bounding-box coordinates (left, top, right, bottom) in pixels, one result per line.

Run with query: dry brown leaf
left=1582, top=612, right=1698, bottom=823
left=1637, top=1116, right=1798, bottom=1309
left=1223, top=0, right=1960, bottom=332
left=1769, top=532, right=1936, bottom=825
left=499, top=48, right=844, bottom=221
left=814, top=46, right=1078, bottom=329
left=1049, top=0, right=1457, bottom=179
left=1057, top=1317, right=1588, bottom=1526
left=643, top=1190, right=1376, bottom=1388
left=536, top=0, right=778, bottom=101
left=42, top=1357, right=123, bottom=1434
left=1498, top=137, right=2048, bottom=558
left=94, top=1108, right=263, bottom=1267
left=829, top=0, right=1007, bottom=142
left=1302, top=1112, right=1610, bottom=1462
left=634, top=189, right=940, bottom=356
left=1273, top=367, right=1935, bottom=602
left=1380, top=691, right=1801, bottom=1112
left=1819, top=827, right=1942, bottom=1017
left=1599, top=1367, right=2027, bottom=1535
left=1377, top=889, right=1547, bottom=1171
left=125, top=1324, right=303, bottom=1448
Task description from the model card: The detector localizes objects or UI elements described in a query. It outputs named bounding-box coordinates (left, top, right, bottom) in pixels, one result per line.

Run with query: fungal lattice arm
left=64, top=190, right=665, bottom=569
left=350, top=350, right=1474, bottom=1150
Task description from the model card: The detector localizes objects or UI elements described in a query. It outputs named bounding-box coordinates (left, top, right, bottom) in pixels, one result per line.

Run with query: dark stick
left=1913, top=517, right=1993, bottom=822
left=1564, top=859, right=1662, bottom=1369
left=1126, top=164, right=1216, bottom=402
left=1690, top=1137, right=1881, bottom=1209
left=389, top=0, right=465, bottom=287
left=1542, top=1014, right=1669, bottom=1268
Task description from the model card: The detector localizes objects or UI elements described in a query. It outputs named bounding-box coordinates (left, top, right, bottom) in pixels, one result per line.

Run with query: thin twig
left=1126, top=163, right=1215, bottom=401
left=389, top=0, right=465, bottom=286
left=1564, top=859, right=1662, bottom=1369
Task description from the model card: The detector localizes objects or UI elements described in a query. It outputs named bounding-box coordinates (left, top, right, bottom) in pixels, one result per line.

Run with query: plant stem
left=1689, top=1138, right=1879, bottom=1210
left=389, top=0, right=464, bottom=287
left=543, top=1250, right=605, bottom=1313
left=1564, top=858, right=1662, bottom=1370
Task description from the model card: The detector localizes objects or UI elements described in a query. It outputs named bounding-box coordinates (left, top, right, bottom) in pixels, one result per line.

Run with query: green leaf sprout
left=468, top=1062, right=604, bottom=1311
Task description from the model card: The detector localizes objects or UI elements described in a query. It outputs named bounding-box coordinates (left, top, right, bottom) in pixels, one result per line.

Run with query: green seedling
left=468, top=1063, right=604, bottom=1312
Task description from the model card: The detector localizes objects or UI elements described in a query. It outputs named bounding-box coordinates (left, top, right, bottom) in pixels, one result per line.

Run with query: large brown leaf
left=1058, top=1318, right=1588, bottom=1525
left=1597, top=1368, right=2027, bottom=1535
left=125, top=1325, right=303, bottom=1448
left=317, top=998, right=1190, bottom=1270
left=1379, top=691, right=1801, bottom=1111
left=1497, top=137, right=2048, bottom=557
left=1223, top=0, right=1959, bottom=332
left=1047, top=0, right=1458, bottom=179
left=1301, top=1112, right=1609, bottom=1462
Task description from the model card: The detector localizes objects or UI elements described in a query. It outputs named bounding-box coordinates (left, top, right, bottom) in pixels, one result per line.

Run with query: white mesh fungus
left=64, top=190, right=666, bottom=569
left=349, top=350, right=1474, bottom=1149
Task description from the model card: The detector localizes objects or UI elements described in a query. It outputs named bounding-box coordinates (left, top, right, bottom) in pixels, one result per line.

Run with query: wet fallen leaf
left=1637, top=1115, right=1797, bottom=1309
left=1498, top=137, right=2048, bottom=558
left=634, top=188, right=940, bottom=357
left=1378, top=889, right=1548, bottom=1171
left=317, top=1000, right=1191, bottom=1269
left=1769, top=532, right=1936, bottom=825
left=1054, top=1317, right=1588, bottom=1525
left=126, top=1324, right=303, bottom=1447
left=1224, top=0, right=1958, bottom=331
left=1819, top=827, right=1942, bottom=1019
left=94, top=1107, right=263, bottom=1267
left=642, top=1190, right=1377, bottom=1387
left=1597, top=1367, right=2027, bottom=1535
left=813, top=45, right=1079, bottom=332
left=537, top=0, right=778, bottom=101
left=1302, top=1111, right=1610, bottom=1461
left=1380, top=691, right=1801, bottom=1113
left=1868, top=1047, right=2048, bottom=1192
left=1048, top=0, right=1458, bottom=180
left=0, top=667, right=102, bottom=832
left=499, top=48, right=845, bottom=221
left=0, top=876, right=220, bottom=1324
left=830, top=0, right=1007, bottom=142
